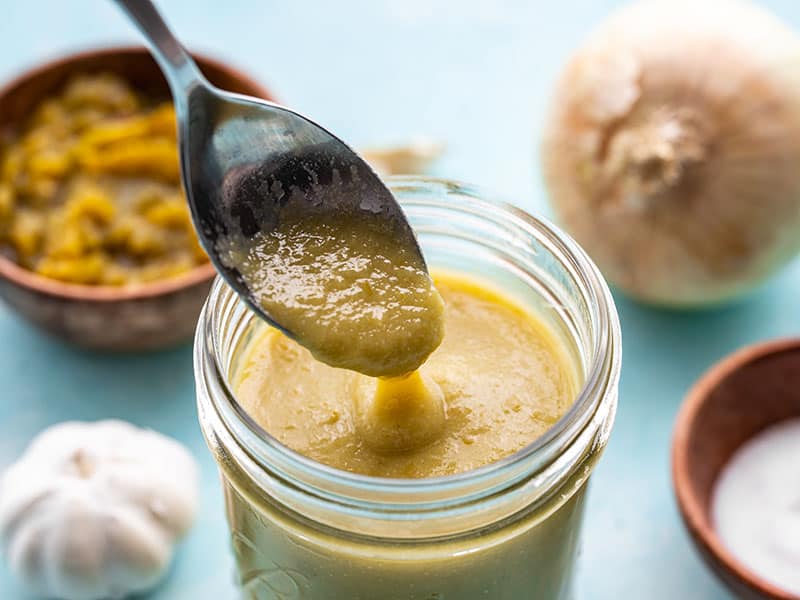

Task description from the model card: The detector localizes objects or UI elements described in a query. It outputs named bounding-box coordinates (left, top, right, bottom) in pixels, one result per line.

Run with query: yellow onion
left=541, top=0, right=800, bottom=306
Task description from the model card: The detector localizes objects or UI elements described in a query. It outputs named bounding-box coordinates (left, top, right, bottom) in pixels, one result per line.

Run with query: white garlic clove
left=361, top=138, right=445, bottom=177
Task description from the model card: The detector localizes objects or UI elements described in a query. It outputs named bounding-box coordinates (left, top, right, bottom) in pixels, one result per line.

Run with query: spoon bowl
left=179, top=85, right=423, bottom=327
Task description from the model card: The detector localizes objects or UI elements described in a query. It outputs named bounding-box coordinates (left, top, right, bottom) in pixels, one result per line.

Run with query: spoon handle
left=113, top=0, right=206, bottom=99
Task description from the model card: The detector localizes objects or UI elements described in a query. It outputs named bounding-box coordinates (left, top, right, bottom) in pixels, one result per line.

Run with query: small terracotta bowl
left=0, top=47, right=274, bottom=351
left=672, top=338, right=800, bottom=600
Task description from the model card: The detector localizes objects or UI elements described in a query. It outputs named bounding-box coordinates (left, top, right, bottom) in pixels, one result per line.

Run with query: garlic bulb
left=0, top=420, right=198, bottom=600
left=541, top=0, right=800, bottom=306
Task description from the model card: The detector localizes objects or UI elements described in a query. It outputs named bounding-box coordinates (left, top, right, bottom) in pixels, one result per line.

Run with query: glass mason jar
left=195, top=177, right=621, bottom=600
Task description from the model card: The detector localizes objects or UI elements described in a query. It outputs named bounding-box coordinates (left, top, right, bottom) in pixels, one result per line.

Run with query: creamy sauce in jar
left=233, top=271, right=577, bottom=478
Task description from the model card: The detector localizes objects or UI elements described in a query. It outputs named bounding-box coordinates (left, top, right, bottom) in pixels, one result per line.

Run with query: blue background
left=3, top=1, right=800, bottom=598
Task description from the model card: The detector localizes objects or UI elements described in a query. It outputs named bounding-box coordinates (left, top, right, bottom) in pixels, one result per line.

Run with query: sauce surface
left=225, top=214, right=444, bottom=377
left=233, top=272, right=577, bottom=478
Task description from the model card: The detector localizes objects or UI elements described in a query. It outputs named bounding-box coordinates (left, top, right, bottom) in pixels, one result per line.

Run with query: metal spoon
left=113, top=0, right=425, bottom=338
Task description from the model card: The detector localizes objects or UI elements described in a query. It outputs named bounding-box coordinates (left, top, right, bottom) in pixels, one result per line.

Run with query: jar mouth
left=197, top=176, right=621, bottom=505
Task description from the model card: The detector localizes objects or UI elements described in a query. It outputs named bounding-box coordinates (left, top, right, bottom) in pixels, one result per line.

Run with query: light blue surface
left=2, top=1, right=800, bottom=598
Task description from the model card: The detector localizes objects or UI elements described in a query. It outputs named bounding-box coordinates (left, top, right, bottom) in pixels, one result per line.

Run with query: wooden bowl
left=0, top=47, right=274, bottom=351
left=672, top=338, right=800, bottom=600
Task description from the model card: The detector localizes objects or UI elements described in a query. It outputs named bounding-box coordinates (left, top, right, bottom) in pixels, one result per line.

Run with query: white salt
left=712, top=418, right=800, bottom=595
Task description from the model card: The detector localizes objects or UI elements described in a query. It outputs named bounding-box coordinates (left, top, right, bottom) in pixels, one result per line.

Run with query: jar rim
left=196, top=176, right=621, bottom=502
